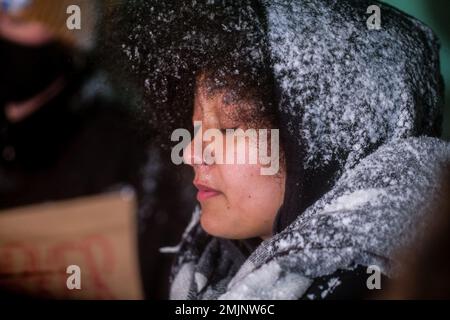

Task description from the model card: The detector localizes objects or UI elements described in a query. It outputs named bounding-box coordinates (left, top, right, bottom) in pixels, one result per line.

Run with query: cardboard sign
left=0, top=191, right=143, bottom=299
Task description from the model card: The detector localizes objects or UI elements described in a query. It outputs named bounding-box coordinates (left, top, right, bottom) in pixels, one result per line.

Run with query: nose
left=183, top=128, right=204, bottom=166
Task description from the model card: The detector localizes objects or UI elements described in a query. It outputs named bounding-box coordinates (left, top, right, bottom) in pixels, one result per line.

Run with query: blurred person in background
left=0, top=0, right=195, bottom=299
left=383, top=165, right=450, bottom=299
left=0, top=0, right=142, bottom=207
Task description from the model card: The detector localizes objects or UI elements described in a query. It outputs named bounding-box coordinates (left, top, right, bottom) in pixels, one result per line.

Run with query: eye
left=220, top=127, right=238, bottom=134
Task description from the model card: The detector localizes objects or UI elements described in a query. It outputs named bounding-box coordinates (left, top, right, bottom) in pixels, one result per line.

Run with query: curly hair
left=97, top=0, right=281, bottom=148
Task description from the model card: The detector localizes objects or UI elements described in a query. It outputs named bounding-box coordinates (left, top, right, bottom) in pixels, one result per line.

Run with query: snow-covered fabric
left=170, top=137, right=449, bottom=299
left=114, top=0, right=449, bottom=299
left=269, top=0, right=444, bottom=231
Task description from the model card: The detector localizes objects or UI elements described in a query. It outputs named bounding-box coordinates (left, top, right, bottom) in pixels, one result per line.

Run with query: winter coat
left=170, top=137, right=449, bottom=299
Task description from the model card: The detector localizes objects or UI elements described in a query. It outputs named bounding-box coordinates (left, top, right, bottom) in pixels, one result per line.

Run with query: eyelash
left=220, top=127, right=238, bottom=134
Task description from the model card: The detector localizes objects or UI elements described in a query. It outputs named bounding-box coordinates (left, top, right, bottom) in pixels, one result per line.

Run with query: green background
left=383, top=0, right=450, bottom=140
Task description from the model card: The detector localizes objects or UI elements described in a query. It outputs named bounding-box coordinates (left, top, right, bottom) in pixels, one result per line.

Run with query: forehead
left=194, top=83, right=222, bottom=117
left=193, top=79, right=256, bottom=123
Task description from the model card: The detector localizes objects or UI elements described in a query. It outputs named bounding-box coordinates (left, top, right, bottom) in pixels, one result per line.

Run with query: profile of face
left=183, top=76, right=286, bottom=240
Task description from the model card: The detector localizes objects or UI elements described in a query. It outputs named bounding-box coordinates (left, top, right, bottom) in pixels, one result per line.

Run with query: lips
left=194, top=182, right=221, bottom=201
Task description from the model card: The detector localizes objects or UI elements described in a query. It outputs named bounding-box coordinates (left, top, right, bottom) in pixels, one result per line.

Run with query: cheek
left=200, top=131, right=285, bottom=239
left=206, top=163, right=283, bottom=238
left=232, top=166, right=283, bottom=223
left=220, top=163, right=260, bottom=203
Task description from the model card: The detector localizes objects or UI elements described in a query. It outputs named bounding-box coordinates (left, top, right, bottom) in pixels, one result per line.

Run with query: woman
left=112, top=0, right=450, bottom=299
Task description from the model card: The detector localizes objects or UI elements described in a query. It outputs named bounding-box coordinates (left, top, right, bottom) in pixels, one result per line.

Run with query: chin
left=200, top=211, right=244, bottom=239
left=200, top=212, right=225, bottom=237
left=199, top=211, right=252, bottom=240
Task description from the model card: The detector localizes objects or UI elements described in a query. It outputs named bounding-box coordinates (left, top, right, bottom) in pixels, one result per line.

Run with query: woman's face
left=183, top=79, right=285, bottom=240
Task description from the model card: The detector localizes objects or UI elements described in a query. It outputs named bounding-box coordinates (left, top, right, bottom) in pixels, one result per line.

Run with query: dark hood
left=264, top=0, right=444, bottom=232
left=108, top=0, right=444, bottom=233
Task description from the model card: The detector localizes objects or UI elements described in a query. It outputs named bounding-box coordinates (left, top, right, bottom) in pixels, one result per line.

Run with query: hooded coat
left=111, top=0, right=450, bottom=299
